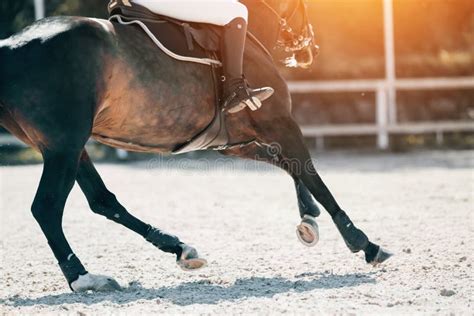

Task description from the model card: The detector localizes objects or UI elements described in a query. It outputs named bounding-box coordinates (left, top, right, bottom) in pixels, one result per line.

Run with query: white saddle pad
left=132, top=0, right=247, bottom=26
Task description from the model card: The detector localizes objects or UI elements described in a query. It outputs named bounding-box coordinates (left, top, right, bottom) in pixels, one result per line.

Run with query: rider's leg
left=221, top=16, right=274, bottom=114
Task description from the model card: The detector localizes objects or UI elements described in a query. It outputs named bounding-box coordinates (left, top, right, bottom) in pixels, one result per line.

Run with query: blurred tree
left=394, top=0, right=474, bottom=77
left=48, top=0, right=108, bottom=18
left=0, top=0, right=108, bottom=38
left=0, top=0, right=34, bottom=39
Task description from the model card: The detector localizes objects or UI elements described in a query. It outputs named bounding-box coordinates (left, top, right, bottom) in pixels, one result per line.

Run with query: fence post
left=315, top=136, right=325, bottom=152
left=376, top=87, right=389, bottom=150
left=383, top=0, right=397, bottom=125
left=34, top=0, right=45, bottom=20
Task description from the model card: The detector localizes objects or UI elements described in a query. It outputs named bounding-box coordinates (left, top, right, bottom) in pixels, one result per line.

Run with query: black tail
left=0, top=44, right=9, bottom=105
left=0, top=49, right=4, bottom=108
left=0, top=45, right=5, bottom=94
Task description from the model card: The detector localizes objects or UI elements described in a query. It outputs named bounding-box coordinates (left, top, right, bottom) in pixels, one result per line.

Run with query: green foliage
left=47, top=0, right=108, bottom=18
left=0, top=0, right=34, bottom=39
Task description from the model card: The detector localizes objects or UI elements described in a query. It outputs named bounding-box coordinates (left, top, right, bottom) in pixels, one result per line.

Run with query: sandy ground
left=0, top=150, right=473, bottom=315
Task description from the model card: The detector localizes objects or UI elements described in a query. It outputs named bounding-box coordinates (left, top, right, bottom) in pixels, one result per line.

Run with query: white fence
left=289, top=77, right=474, bottom=150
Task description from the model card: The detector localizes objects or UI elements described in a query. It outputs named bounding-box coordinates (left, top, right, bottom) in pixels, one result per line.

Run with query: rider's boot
left=221, top=18, right=274, bottom=114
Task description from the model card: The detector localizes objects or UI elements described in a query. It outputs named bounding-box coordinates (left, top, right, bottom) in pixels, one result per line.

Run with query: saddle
left=109, top=1, right=230, bottom=154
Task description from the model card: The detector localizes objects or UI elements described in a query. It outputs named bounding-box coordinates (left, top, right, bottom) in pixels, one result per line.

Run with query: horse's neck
left=246, top=3, right=280, bottom=54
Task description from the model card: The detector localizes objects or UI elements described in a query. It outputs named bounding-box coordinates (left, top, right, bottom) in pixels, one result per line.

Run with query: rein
left=260, top=0, right=315, bottom=53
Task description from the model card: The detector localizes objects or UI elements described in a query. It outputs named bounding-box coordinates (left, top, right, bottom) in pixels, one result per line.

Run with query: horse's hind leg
left=76, top=150, right=207, bottom=271
left=222, top=143, right=321, bottom=246
left=225, top=117, right=392, bottom=265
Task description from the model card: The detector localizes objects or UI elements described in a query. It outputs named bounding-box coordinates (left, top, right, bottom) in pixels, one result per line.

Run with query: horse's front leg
left=75, top=150, right=207, bottom=278
left=31, top=149, right=121, bottom=292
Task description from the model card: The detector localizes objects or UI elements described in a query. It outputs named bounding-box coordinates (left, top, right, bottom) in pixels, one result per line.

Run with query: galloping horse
left=0, top=0, right=391, bottom=292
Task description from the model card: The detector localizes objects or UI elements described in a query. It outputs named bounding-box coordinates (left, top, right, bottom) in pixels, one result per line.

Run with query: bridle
left=260, top=0, right=315, bottom=53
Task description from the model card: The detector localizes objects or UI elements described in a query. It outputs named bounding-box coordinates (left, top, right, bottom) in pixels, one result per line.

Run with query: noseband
left=261, top=0, right=315, bottom=53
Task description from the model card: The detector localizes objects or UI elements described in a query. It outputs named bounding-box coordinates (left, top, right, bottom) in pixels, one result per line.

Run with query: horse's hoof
left=296, top=215, right=319, bottom=247
left=177, top=245, right=207, bottom=271
left=71, top=273, right=122, bottom=292
left=369, top=247, right=393, bottom=267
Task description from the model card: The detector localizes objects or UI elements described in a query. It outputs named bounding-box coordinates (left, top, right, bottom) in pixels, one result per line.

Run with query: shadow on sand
left=1, top=272, right=375, bottom=307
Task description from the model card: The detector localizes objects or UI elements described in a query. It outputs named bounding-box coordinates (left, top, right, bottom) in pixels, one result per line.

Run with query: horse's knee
left=88, top=191, right=123, bottom=219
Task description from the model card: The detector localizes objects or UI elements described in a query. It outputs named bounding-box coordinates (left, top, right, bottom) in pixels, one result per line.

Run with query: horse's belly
left=91, top=58, right=215, bottom=152
left=92, top=97, right=214, bottom=152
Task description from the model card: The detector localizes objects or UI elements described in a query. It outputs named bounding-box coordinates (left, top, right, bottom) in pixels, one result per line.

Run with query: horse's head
left=243, top=0, right=319, bottom=69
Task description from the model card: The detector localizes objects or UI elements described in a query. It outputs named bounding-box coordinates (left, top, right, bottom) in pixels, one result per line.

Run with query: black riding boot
left=222, top=18, right=274, bottom=114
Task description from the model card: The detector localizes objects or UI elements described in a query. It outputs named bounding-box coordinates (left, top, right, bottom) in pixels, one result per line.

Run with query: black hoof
left=177, top=245, right=207, bottom=271
left=367, top=247, right=393, bottom=266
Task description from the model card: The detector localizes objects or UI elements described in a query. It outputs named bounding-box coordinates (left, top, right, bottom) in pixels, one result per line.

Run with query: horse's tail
left=0, top=42, right=9, bottom=107
left=0, top=44, right=7, bottom=110
left=0, top=43, right=35, bottom=148
left=0, top=38, right=15, bottom=108
left=0, top=42, right=15, bottom=131
left=0, top=42, right=8, bottom=119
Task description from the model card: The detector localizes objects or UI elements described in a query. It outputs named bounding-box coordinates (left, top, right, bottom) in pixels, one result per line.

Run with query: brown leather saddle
left=109, top=1, right=230, bottom=154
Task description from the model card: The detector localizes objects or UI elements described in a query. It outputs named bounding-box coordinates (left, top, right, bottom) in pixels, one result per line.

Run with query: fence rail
left=289, top=76, right=474, bottom=149
left=301, top=121, right=474, bottom=136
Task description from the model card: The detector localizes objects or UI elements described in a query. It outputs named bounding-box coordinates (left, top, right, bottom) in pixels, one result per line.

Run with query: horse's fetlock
left=59, top=253, right=88, bottom=286
left=145, top=226, right=182, bottom=255
left=364, top=242, right=380, bottom=263
left=332, top=210, right=369, bottom=252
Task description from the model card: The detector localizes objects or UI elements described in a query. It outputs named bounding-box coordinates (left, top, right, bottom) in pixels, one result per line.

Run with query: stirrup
left=226, top=95, right=261, bottom=114
left=223, top=83, right=274, bottom=114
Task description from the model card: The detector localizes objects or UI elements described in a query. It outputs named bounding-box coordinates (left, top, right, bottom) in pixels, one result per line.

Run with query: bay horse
left=0, top=0, right=391, bottom=292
